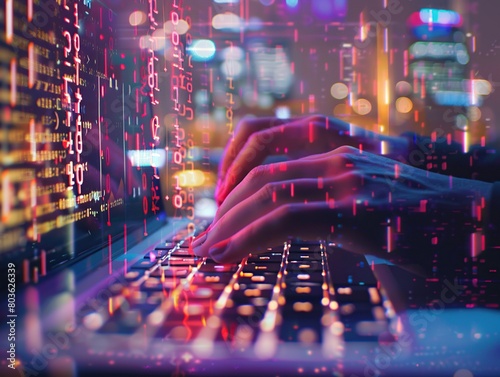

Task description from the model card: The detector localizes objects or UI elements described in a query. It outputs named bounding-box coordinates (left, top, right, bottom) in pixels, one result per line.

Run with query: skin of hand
left=215, top=115, right=409, bottom=205
left=194, top=146, right=491, bottom=270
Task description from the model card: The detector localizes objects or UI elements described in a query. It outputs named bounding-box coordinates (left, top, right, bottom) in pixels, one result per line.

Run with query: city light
left=187, top=39, right=217, bottom=61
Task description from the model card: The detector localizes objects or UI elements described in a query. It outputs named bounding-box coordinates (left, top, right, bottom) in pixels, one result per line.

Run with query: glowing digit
left=63, top=31, right=72, bottom=57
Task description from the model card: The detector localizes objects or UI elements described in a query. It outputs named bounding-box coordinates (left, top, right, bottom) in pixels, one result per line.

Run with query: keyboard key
left=286, top=272, right=324, bottom=283
left=288, top=254, right=322, bottom=262
left=123, top=270, right=144, bottom=282
left=170, top=249, right=196, bottom=257
left=144, top=248, right=171, bottom=260
left=247, top=254, right=283, bottom=263
left=335, top=286, right=372, bottom=303
left=284, top=284, right=323, bottom=299
left=243, top=263, right=281, bottom=273
left=192, top=272, right=233, bottom=285
left=150, top=267, right=191, bottom=278
left=289, top=243, right=323, bottom=254
left=140, top=277, right=179, bottom=291
left=161, top=256, right=201, bottom=267
left=130, top=259, right=158, bottom=270
left=198, top=263, right=239, bottom=273
left=286, top=261, right=323, bottom=272
left=238, top=273, right=277, bottom=285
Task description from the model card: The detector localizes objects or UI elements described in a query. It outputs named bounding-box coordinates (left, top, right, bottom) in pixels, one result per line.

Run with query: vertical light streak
left=6, top=0, right=13, bottom=44
left=30, top=179, right=37, bottom=240
left=386, top=224, right=392, bottom=253
left=384, top=28, right=388, bottom=53
left=470, top=71, right=476, bottom=106
left=30, top=118, right=36, bottom=161
left=27, top=0, right=33, bottom=22
left=28, top=42, right=35, bottom=88
left=359, top=12, right=365, bottom=41
left=2, top=172, right=11, bottom=223
left=108, top=234, right=112, bottom=274
left=380, top=140, right=388, bottom=155
left=10, top=59, right=16, bottom=106
left=463, top=129, right=469, bottom=153
left=41, top=250, right=46, bottom=276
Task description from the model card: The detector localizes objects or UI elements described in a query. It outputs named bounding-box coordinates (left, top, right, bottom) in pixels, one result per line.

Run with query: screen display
left=0, top=0, right=186, bottom=282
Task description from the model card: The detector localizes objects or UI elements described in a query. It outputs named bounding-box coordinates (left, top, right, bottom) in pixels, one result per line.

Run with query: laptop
left=1, top=1, right=499, bottom=376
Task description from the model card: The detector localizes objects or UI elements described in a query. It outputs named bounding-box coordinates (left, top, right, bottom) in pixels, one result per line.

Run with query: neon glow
left=188, top=39, right=217, bottom=61
left=419, top=8, right=462, bottom=26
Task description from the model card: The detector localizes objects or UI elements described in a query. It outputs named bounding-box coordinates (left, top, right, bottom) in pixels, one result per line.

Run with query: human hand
left=195, top=146, right=491, bottom=270
left=215, top=115, right=408, bottom=205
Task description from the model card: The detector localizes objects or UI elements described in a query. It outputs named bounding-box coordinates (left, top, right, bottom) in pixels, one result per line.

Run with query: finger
left=215, top=115, right=351, bottom=204
left=193, top=177, right=350, bottom=257
left=203, top=201, right=386, bottom=263
left=219, top=117, right=297, bottom=181
left=217, top=158, right=328, bottom=220
left=216, top=119, right=338, bottom=204
left=218, top=146, right=365, bottom=214
left=215, top=174, right=355, bottom=224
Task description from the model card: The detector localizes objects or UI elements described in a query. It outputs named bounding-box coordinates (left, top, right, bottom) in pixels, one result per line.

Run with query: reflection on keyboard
left=80, top=239, right=396, bottom=359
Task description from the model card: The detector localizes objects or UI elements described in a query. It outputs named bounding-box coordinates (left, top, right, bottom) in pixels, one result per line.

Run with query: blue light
left=311, top=0, right=346, bottom=20
left=433, top=91, right=482, bottom=107
left=187, top=39, right=216, bottom=62
left=286, top=0, right=298, bottom=7
left=411, top=25, right=454, bottom=40
left=419, top=8, right=462, bottom=26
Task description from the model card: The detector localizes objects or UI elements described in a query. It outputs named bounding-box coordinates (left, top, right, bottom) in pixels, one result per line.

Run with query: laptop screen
left=0, top=0, right=199, bottom=282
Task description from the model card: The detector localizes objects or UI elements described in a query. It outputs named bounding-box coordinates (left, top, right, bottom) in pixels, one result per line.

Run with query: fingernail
left=191, top=231, right=208, bottom=248
left=208, top=242, right=229, bottom=261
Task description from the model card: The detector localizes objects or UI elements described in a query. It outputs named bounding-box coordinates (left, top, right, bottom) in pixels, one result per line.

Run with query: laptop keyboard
left=81, top=238, right=394, bottom=358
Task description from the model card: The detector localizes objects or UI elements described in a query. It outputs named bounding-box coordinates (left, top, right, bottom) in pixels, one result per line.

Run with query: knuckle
left=246, top=164, right=266, bottom=182
left=259, top=182, right=277, bottom=204
left=307, top=114, right=328, bottom=125
left=235, top=118, right=253, bottom=133
left=275, top=203, right=303, bottom=222
left=256, top=128, right=275, bottom=145
left=247, top=132, right=259, bottom=147
left=334, top=145, right=358, bottom=154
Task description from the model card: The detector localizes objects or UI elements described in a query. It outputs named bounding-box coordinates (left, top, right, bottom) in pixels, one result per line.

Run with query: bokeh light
left=395, top=81, right=412, bottom=96
left=395, top=97, right=413, bottom=113
left=330, top=82, right=349, bottom=100
left=188, top=39, right=217, bottom=61
left=129, top=11, right=146, bottom=26
left=352, top=99, right=372, bottom=115
left=473, top=79, right=492, bottom=96
left=212, top=12, right=242, bottom=31
left=164, top=19, right=190, bottom=35
left=468, top=106, right=482, bottom=122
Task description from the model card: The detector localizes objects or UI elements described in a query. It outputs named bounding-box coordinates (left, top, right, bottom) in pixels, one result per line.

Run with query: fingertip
left=191, top=231, right=208, bottom=248
left=208, top=239, right=231, bottom=263
left=192, top=244, right=209, bottom=257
